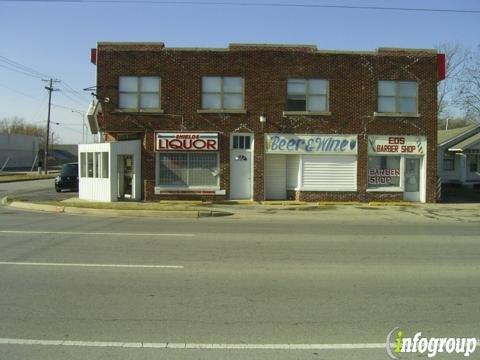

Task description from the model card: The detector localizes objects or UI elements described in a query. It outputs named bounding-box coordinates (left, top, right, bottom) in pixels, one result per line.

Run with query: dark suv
left=55, top=163, right=79, bottom=192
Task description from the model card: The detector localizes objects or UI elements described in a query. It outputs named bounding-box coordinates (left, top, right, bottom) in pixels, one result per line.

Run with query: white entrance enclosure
left=78, top=140, right=141, bottom=202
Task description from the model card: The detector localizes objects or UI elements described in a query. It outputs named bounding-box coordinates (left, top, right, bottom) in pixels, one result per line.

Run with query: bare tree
left=436, top=42, right=471, bottom=118
left=0, top=116, right=59, bottom=147
left=455, top=45, right=480, bottom=122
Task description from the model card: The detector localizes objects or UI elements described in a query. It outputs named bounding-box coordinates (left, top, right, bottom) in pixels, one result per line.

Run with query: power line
left=0, top=0, right=479, bottom=14
left=61, top=81, right=91, bottom=100
left=0, top=83, right=43, bottom=101
left=0, top=63, right=44, bottom=79
left=0, top=54, right=89, bottom=105
left=58, top=83, right=89, bottom=106
left=0, top=54, right=52, bottom=79
left=0, top=83, right=84, bottom=112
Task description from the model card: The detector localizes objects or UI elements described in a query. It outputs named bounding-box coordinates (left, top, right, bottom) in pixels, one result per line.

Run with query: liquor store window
left=118, top=76, right=161, bottom=111
left=377, top=81, right=417, bottom=114
left=368, top=156, right=401, bottom=190
left=286, top=78, right=328, bottom=112
left=80, top=152, right=109, bottom=179
left=157, top=152, right=219, bottom=188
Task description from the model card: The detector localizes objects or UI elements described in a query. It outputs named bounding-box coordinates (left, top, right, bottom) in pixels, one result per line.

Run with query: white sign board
left=155, top=132, right=219, bottom=151
left=368, top=135, right=426, bottom=155
left=264, top=134, right=357, bottom=154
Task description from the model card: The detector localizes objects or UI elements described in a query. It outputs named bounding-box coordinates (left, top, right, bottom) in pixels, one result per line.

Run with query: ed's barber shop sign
left=155, top=132, right=218, bottom=151
left=368, top=135, right=426, bottom=155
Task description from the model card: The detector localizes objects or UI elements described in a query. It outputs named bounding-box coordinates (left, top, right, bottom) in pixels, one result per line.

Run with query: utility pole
left=42, top=78, right=59, bottom=174
left=71, top=109, right=86, bottom=143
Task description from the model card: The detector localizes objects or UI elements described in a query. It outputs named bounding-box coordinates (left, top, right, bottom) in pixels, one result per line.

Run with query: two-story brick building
left=80, top=42, right=444, bottom=203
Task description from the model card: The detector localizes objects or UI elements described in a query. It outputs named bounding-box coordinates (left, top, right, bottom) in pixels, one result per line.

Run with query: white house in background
left=438, top=124, right=480, bottom=187
left=78, top=140, right=141, bottom=202
left=0, top=133, right=39, bottom=170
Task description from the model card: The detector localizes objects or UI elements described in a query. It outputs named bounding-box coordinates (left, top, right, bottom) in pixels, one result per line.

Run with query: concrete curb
left=6, top=200, right=231, bottom=218
left=0, top=176, right=57, bottom=184
left=368, top=201, right=414, bottom=207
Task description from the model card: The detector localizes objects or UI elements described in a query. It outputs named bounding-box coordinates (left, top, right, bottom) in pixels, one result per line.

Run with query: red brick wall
left=96, top=44, right=439, bottom=202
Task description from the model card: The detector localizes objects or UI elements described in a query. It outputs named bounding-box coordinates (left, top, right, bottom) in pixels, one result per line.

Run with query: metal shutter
left=302, top=155, right=357, bottom=191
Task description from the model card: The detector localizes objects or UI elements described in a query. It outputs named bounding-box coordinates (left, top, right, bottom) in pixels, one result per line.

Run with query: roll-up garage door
left=265, top=155, right=287, bottom=199
left=302, top=155, right=357, bottom=191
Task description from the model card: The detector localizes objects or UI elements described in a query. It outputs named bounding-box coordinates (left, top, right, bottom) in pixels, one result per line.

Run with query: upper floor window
left=287, top=79, right=328, bottom=112
left=118, top=76, right=161, bottom=110
left=378, top=81, right=417, bottom=114
left=201, top=76, right=243, bottom=110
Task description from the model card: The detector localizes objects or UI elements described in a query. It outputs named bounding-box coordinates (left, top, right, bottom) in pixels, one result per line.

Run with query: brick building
left=80, top=42, right=444, bottom=203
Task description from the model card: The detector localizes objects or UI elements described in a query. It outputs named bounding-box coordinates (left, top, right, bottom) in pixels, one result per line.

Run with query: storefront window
left=87, top=153, right=94, bottom=178
left=80, top=151, right=109, bottom=179
left=158, top=153, right=218, bottom=188
left=80, top=153, right=86, bottom=177
left=368, top=156, right=401, bottom=189
left=101, top=152, right=109, bottom=178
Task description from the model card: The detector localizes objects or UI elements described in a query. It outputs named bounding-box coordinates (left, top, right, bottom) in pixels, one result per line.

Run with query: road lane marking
left=0, top=338, right=389, bottom=350
left=0, top=262, right=183, bottom=269
left=0, top=230, right=195, bottom=237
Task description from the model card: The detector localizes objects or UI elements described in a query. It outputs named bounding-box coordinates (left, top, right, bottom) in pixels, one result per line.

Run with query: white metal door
left=404, top=157, right=421, bottom=202
left=230, top=133, right=253, bottom=199
left=265, top=155, right=287, bottom=199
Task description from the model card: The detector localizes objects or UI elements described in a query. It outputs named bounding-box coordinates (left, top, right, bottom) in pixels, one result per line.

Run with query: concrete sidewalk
left=3, top=195, right=480, bottom=222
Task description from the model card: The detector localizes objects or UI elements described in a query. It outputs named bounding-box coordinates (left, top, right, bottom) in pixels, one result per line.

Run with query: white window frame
left=118, top=76, right=161, bottom=111
left=377, top=80, right=418, bottom=115
left=79, top=151, right=109, bottom=179
left=155, top=152, right=220, bottom=190
left=201, top=76, right=244, bottom=111
left=286, top=78, right=329, bottom=113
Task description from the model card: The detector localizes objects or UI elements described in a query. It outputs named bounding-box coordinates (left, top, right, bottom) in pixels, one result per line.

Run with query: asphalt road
left=0, top=203, right=479, bottom=359
left=0, top=178, right=76, bottom=201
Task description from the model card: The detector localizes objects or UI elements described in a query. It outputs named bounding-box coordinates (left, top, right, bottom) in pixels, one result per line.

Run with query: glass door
left=404, top=157, right=421, bottom=202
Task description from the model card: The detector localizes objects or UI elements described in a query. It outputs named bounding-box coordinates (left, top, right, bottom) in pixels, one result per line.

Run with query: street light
left=71, top=110, right=86, bottom=143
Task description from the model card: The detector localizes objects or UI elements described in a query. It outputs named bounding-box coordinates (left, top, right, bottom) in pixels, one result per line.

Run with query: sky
left=0, top=0, right=479, bottom=144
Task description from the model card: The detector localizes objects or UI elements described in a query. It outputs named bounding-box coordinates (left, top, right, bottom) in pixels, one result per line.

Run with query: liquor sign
left=155, top=132, right=218, bottom=151
left=265, top=134, right=357, bottom=154
left=368, top=135, right=426, bottom=155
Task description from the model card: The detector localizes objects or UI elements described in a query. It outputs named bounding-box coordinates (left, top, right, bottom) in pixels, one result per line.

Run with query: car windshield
left=60, top=164, right=78, bottom=176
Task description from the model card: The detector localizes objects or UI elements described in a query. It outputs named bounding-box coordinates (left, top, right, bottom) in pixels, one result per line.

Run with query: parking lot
left=0, top=179, right=77, bottom=202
